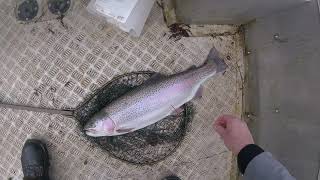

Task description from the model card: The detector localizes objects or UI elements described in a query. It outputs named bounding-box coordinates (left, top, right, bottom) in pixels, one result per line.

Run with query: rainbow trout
left=84, top=48, right=227, bottom=137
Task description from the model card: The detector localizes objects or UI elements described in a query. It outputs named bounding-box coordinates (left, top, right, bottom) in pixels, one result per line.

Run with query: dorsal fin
left=141, top=73, right=166, bottom=85
left=149, top=73, right=165, bottom=80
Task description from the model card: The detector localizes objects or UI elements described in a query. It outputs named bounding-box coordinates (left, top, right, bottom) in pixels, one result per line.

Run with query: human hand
left=213, top=115, right=254, bottom=155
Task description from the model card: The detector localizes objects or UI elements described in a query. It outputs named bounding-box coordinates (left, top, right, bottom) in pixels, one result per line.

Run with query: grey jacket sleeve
left=244, top=152, right=296, bottom=180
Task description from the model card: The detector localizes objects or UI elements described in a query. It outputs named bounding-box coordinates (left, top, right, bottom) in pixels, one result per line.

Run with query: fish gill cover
left=74, top=71, right=194, bottom=165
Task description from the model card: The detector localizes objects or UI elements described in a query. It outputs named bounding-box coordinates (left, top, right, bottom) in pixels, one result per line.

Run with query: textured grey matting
left=0, top=0, right=244, bottom=179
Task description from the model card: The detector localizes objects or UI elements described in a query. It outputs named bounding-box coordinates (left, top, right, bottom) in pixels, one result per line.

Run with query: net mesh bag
left=73, top=71, right=194, bottom=165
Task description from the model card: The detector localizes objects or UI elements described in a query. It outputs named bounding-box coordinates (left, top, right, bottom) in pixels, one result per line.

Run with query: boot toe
left=21, top=139, right=49, bottom=178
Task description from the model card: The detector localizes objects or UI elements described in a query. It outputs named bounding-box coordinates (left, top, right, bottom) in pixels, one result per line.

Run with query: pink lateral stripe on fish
left=84, top=47, right=227, bottom=137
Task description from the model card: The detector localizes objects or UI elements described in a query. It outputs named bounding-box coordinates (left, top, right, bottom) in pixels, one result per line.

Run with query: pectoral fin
left=170, top=106, right=184, bottom=116
left=116, top=128, right=135, bottom=133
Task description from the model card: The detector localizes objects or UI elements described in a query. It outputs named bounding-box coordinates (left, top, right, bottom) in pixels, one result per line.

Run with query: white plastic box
left=87, top=0, right=155, bottom=37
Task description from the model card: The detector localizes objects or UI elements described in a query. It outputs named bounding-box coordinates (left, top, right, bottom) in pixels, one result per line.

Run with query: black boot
left=21, top=139, right=50, bottom=180
left=162, top=175, right=181, bottom=180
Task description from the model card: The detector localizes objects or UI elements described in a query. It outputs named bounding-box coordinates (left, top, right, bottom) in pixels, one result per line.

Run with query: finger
left=215, top=115, right=235, bottom=128
left=214, top=116, right=227, bottom=128
left=219, top=115, right=239, bottom=128
left=214, top=124, right=226, bottom=137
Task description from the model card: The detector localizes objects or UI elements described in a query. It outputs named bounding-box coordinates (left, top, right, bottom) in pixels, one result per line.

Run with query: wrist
left=237, top=144, right=264, bottom=174
left=234, top=142, right=252, bottom=155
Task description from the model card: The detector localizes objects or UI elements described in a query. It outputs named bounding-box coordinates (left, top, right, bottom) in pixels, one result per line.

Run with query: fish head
left=84, top=117, right=115, bottom=137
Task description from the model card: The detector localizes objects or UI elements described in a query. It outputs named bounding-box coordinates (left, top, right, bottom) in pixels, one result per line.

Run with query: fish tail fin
left=204, top=47, right=227, bottom=73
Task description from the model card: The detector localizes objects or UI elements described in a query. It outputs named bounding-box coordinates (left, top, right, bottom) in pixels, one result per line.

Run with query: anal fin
left=170, top=105, right=184, bottom=116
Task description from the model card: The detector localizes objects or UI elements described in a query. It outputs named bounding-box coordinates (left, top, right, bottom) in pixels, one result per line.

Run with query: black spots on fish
left=122, top=101, right=129, bottom=106
left=84, top=159, right=88, bottom=165
left=226, top=55, right=231, bottom=60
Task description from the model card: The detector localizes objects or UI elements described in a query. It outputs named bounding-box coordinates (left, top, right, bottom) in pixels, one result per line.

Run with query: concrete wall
left=174, top=0, right=308, bottom=24
left=245, top=1, right=320, bottom=179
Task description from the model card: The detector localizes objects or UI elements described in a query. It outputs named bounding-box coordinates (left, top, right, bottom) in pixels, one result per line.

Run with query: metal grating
left=0, top=0, right=244, bottom=179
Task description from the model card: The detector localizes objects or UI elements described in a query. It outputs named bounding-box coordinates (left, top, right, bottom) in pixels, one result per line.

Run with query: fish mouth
left=84, top=128, right=98, bottom=135
left=84, top=127, right=100, bottom=133
left=84, top=127, right=95, bottom=131
left=85, top=128, right=113, bottom=137
left=85, top=129, right=101, bottom=137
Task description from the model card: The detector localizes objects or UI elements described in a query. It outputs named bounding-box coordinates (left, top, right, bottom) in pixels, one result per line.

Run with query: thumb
left=214, top=124, right=226, bottom=137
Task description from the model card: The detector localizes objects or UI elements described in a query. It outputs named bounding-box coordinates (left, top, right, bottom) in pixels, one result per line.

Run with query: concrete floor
left=245, top=1, right=320, bottom=179
left=0, top=0, right=244, bottom=179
